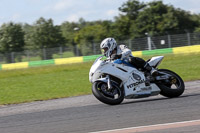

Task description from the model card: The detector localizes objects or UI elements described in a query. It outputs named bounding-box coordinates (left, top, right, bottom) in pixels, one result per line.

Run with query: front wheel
left=156, top=69, right=185, bottom=98
left=92, top=81, right=124, bottom=105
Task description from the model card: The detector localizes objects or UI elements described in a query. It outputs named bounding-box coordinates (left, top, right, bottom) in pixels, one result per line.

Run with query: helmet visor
left=101, top=47, right=108, bottom=55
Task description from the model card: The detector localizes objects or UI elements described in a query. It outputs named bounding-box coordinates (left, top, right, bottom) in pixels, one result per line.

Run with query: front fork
left=106, top=75, right=112, bottom=89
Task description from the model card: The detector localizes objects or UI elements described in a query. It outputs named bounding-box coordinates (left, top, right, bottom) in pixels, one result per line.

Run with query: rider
left=100, top=37, right=157, bottom=76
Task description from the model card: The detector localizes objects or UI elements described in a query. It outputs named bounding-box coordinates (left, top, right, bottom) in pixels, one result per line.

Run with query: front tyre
left=156, top=69, right=185, bottom=98
left=92, top=81, right=124, bottom=105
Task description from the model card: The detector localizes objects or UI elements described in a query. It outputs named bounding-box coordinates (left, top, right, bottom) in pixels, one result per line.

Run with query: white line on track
left=90, top=119, right=200, bottom=133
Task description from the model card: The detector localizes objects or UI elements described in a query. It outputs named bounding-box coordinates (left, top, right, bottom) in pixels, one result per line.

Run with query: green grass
left=148, top=53, right=200, bottom=81
left=0, top=63, right=92, bottom=105
left=18, top=52, right=74, bottom=62
left=159, top=54, right=200, bottom=81
left=0, top=53, right=199, bottom=105
left=22, top=55, right=41, bottom=62
left=53, top=51, right=75, bottom=58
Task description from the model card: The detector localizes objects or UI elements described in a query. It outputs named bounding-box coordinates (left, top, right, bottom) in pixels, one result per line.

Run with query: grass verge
left=0, top=53, right=199, bottom=105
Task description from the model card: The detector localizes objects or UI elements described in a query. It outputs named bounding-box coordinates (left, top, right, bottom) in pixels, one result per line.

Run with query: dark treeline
left=1, top=0, right=200, bottom=62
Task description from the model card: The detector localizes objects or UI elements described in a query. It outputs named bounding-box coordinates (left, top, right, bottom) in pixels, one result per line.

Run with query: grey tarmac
left=0, top=80, right=200, bottom=133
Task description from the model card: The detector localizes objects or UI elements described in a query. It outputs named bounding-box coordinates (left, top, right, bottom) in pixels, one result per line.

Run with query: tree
left=0, top=22, right=25, bottom=63
left=172, top=8, right=199, bottom=33
left=74, top=22, right=108, bottom=55
left=28, top=17, right=65, bottom=59
left=119, top=0, right=146, bottom=20
left=113, top=15, right=132, bottom=40
left=115, top=0, right=146, bottom=39
left=61, top=21, right=79, bottom=56
left=61, top=19, right=113, bottom=56
left=134, top=1, right=171, bottom=36
left=191, top=14, right=200, bottom=32
left=117, top=0, right=200, bottom=38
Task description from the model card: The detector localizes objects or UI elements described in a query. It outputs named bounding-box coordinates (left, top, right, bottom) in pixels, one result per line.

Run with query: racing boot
left=144, top=63, right=158, bottom=76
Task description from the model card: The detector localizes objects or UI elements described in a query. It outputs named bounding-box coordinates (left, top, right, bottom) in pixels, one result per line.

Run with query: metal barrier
left=0, top=32, right=200, bottom=64
left=0, top=44, right=199, bottom=70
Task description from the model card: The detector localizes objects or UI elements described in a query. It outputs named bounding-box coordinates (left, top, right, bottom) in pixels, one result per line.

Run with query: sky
left=0, top=0, right=200, bottom=26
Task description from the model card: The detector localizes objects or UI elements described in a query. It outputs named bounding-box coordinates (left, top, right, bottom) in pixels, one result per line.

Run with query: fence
left=0, top=32, right=200, bottom=64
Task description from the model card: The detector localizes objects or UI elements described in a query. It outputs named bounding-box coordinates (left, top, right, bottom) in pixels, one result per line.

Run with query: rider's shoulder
left=118, top=44, right=129, bottom=49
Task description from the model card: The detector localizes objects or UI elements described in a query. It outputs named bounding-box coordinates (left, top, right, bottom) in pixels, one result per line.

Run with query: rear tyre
left=92, top=81, right=124, bottom=105
left=156, top=69, right=185, bottom=98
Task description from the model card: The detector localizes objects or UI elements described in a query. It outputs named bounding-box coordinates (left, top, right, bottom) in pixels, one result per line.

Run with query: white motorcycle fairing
left=89, top=56, right=162, bottom=99
left=148, top=56, right=164, bottom=68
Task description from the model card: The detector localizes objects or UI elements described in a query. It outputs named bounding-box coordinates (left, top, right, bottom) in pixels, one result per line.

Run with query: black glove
left=111, top=54, right=122, bottom=60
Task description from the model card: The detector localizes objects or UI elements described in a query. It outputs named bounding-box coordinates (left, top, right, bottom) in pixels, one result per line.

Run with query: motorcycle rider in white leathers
left=100, top=37, right=157, bottom=76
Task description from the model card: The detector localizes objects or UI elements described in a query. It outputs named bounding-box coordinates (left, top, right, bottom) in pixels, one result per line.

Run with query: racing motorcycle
left=89, top=55, right=185, bottom=105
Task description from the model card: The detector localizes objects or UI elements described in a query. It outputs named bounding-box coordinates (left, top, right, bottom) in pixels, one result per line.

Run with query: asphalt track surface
left=0, top=80, right=200, bottom=133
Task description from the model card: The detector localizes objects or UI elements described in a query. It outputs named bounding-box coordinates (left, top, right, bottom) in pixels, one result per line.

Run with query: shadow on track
left=120, top=93, right=200, bottom=105
left=121, top=97, right=168, bottom=105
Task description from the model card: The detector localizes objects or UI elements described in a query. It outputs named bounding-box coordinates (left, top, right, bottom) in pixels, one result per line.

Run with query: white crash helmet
left=100, top=38, right=117, bottom=57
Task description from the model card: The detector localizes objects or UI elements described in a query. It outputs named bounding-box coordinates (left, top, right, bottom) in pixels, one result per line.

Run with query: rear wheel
left=156, top=69, right=185, bottom=98
left=92, top=81, right=124, bottom=105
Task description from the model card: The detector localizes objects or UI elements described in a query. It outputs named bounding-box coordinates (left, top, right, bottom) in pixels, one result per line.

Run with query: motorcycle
left=89, top=55, right=185, bottom=105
